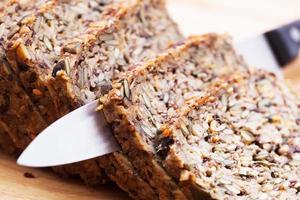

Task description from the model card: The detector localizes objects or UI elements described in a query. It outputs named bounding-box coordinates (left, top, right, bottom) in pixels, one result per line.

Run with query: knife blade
left=17, top=100, right=120, bottom=167
left=17, top=20, right=300, bottom=168
left=235, top=34, right=281, bottom=75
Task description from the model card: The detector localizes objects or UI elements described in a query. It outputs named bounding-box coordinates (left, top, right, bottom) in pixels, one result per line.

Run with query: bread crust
left=0, top=0, right=48, bottom=153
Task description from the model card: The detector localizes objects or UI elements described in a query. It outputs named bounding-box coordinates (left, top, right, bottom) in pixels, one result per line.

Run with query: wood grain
left=0, top=153, right=130, bottom=200
left=1, top=0, right=300, bottom=199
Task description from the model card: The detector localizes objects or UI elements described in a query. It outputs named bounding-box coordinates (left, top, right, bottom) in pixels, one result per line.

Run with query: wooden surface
left=1, top=1, right=300, bottom=199
left=0, top=153, right=130, bottom=200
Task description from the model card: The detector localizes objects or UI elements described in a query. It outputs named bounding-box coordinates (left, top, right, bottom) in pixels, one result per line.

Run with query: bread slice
left=0, top=59, right=47, bottom=153
left=0, top=0, right=48, bottom=153
left=102, top=34, right=248, bottom=199
left=157, top=70, right=300, bottom=199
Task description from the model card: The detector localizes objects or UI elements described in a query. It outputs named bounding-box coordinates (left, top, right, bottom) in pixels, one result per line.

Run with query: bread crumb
left=24, top=172, right=35, bottom=178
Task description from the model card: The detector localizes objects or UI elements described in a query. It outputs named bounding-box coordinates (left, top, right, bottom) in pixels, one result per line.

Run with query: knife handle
left=265, top=20, right=300, bottom=67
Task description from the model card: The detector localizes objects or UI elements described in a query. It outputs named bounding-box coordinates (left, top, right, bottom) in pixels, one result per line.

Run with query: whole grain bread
left=6, top=0, right=120, bottom=125
left=49, top=0, right=183, bottom=197
left=102, top=33, right=300, bottom=199
left=2, top=1, right=300, bottom=199
left=102, top=34, right=249, bottom=199
left=1, top=0, right=183, bottom=198
left=158, top=70, right=300, bottom=199
left=0, top=0, right=48, bottom=153
left=3, top=0, right=127, bottom=185
left=0, top=59, right=47, bottom=153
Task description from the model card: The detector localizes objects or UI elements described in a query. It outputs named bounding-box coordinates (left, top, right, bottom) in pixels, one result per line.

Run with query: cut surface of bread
left=158, top=70, right=300, bottom=199
left=6, top=0, right=122, bottom=124
left=48, top=0, right=182, bottom=116
left=103, top=33, right=300, bottom=199
left=102, top=34, right=249, bottom=199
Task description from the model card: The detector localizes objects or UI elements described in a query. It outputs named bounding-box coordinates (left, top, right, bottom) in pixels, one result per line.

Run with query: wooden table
left=0, top=154, right=130, bottom=200
left=1, top=1, right=300, bottom=199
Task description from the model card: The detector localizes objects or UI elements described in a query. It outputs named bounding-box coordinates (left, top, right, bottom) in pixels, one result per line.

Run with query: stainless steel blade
left=17, top=100, right=120, bottom=167
left=235, top=34, right=282, bottom=76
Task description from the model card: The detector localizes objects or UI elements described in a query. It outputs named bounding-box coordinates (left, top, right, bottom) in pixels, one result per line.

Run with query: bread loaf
left=1, top=0, right=183, bottom=198
left=102, top=34, right=248, bottom=199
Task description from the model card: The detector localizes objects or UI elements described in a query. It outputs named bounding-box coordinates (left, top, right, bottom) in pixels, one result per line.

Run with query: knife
left=17, top=19, right=300, bottom=167
left=235, top=19, right=300, bottom=73
left=17, top=100, right=120, bottom=167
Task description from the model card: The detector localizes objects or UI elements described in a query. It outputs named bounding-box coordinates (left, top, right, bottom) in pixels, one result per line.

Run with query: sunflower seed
left=180, top=122, right=189, bottom=136
left=141, top=124, right=155, bottom=138
left=123, top=79, right=131, bottom=99
left=7, top=25, right=20, bottom=39
left=142, top=93, right=151, bottom=108
left=63, top=42, right=81, bottom=54
left=225, top=184, right=240, bottom=195
left=33, top=16, right=43, bottom=33
left=43, top=36, right=53, bottom=51
left=43, top=13, right=54, bottom=20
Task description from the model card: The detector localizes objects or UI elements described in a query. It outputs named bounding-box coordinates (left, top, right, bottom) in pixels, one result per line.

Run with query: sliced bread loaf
left=0, top=0, right=48, bottom=153
left=48, top=0, right=183, bottom=196
left=102, top=34, right=248, bottom=199
left=2, top=0, right=126, bottom=185
left=2, top=0, right=183, bottom=198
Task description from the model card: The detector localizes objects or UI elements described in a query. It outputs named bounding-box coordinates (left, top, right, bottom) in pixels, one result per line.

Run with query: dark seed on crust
left=52, top=60, right=66, bottom=77
left=156, top=137, right=174, bottom=159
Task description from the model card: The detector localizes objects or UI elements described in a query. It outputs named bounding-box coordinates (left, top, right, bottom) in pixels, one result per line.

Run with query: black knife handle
left=265, top=20, right=300, bottom=67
